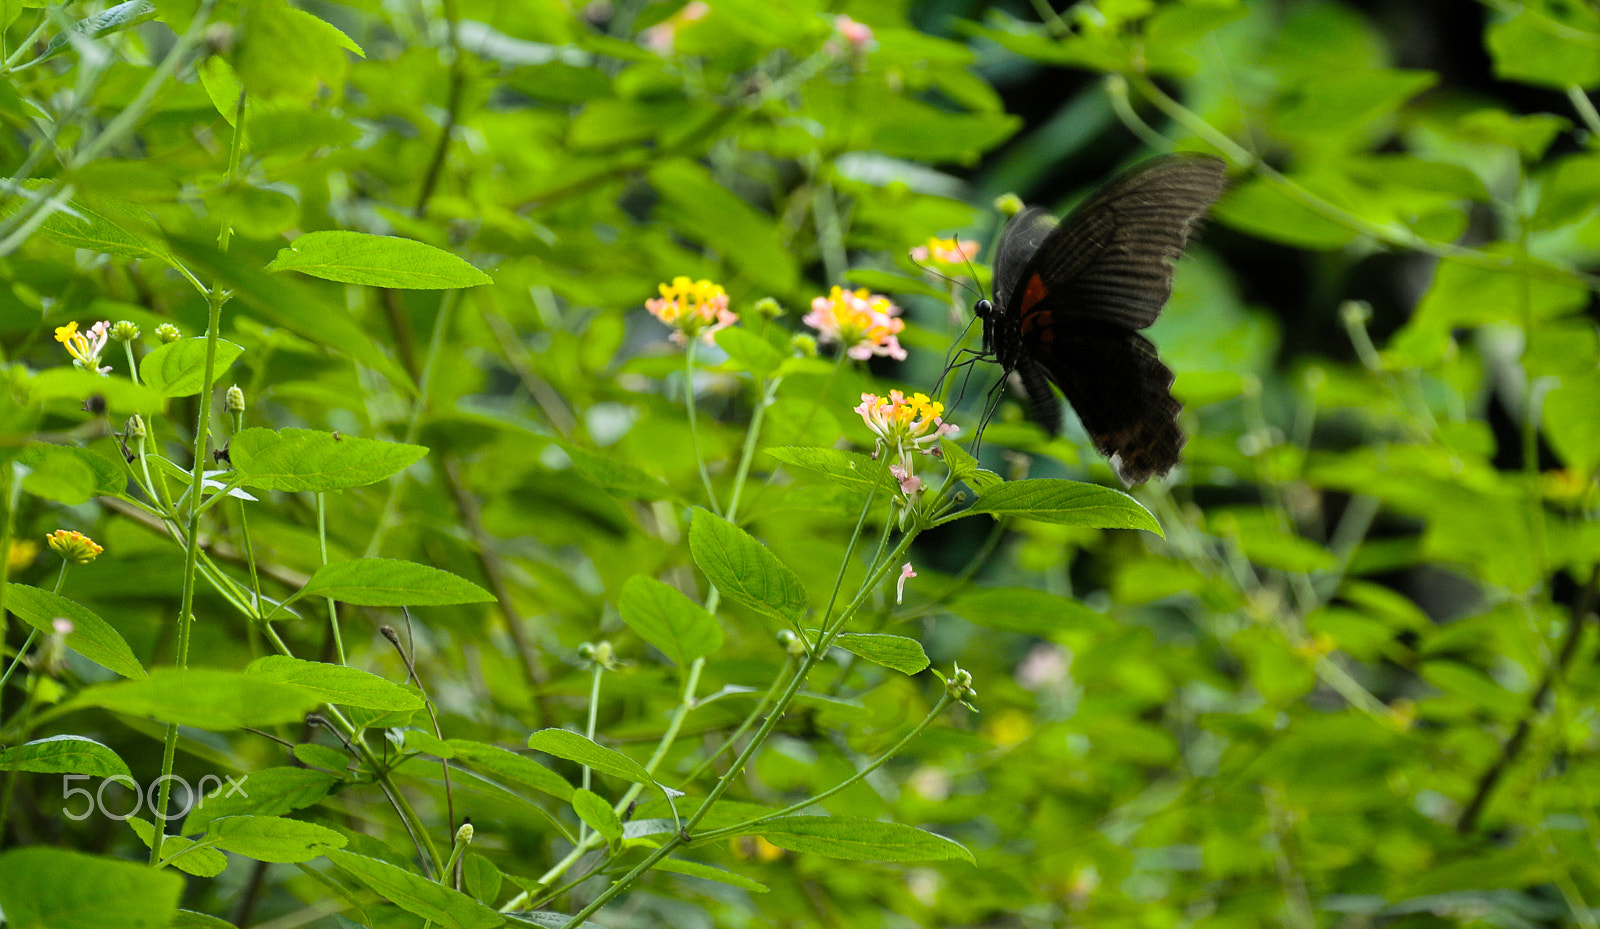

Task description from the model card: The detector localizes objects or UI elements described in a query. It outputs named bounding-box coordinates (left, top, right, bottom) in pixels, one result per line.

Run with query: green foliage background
left=4, top=0, right=1600, bottom=926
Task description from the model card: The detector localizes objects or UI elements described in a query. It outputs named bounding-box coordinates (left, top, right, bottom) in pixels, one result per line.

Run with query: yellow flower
left=46, top=529, right=103, bottom=564
left=645, top=277, right=737, bottom=346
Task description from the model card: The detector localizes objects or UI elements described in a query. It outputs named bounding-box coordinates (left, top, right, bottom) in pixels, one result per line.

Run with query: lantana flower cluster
left=804, top=286, right=907, bottom=361
left=909, top=236, right=980, bottom=267
left=645, top=276, right=739, bottom=346
left=855, top=390, right=958, bottom=496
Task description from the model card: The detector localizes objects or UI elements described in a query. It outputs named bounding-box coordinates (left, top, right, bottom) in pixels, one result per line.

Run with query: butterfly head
left=974, top=297, right=997, bottom=356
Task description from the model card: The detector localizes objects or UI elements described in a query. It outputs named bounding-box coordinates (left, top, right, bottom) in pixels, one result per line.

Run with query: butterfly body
left=975, top=152, right=1228, bottom=485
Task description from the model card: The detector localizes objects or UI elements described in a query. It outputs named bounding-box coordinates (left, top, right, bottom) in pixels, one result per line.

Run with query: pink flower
left=856, top=391, right=959, bottom=499
left=640, top=0, right=708, bottom=55
left=834, top=14, right=872, bottom=52
left=896, top=562, right=916, bottom=604
left=804, top=287, right=906, bottom=361
left=645, top=276, right=737, bottom=346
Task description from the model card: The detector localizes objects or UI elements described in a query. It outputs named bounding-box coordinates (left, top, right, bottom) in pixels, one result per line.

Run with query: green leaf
left=324, top=849, right=504, bottom=929
left=197, top=55, right=243, bottom=125
left=955, top=479, right=1162, bottom=534
left=1545, top=371, right=1600, bottom=475
left=206, top=815, right=347, bottom=862
left=245, top=655, right=424, bottom=711
left=127, top=817, right=228, bottom=877
left=228, top=427, right=427, bottom=492
left=526, top=729, right=661, bottom=793
left=751, top=816, right=974, bottom=863
left=829, top=633, right=929, bottom=675
left=182, top=766, right=339, bottom=834
left=617, top=576, right=723, bottom=666
left=287, top=558, right=494, bottom=607
left=446, top=739, right=574, bottom=802
left=688, top=507, right=810, bottom=624
left=166, top=236, right=415, bottom=391
left=764, top=447, right=894, bottom=494
left=18, top=442, right=125, bottom=504
left=939, top=438, right=1002, bottom=490
left=69, top=668, right=325, bottom=729
left=0, top=735, right=130, bottom=777
left=569, top=788, right=622, bottom=845
left=1486, top=4, right=1600, bottom=90
left=653, top=857, right=770, bottom=893
left=715, top=326, right=784, bottom=379
left=0, top=846, right=183, bottom=929
left=4, top=584, right=146, bottom=679
left=31, top=189, right=170, bottom=261
left=169, top=910, right=240, bottom=929
left=235, top=0, right=361, bottom=103
left=464, top=853, right=503, bottom=906
left=268, top=231, right=492, bottom=289
left=31, top=1, right=160, bottom=68
left=138, top=338, right=244, bottom=398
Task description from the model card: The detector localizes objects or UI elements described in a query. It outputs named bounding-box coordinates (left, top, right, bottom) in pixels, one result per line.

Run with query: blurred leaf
left=235, top=0, right=362, bottom=102
left=0, top=847, right=183, bottom=926
left=182, top=767, right=340, bottom=834
left=649, top=159, right=799, bottom=293
left=18, top=442, right=125, bottom=504
left=1485, top=2, right=1600, bottom=90
left=570, top=788, right=622, bottom=845
left=70, top=668, right=324, bottom=729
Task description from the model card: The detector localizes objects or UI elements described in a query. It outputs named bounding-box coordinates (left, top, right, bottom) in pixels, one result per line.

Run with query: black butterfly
left=972, top=152, right=1227, bottom=485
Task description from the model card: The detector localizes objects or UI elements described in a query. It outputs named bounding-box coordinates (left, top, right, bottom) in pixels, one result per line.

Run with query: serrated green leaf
left=829, top=632, right=929, bottom=675
left=324, top=849, right=503, bottom=929
left=139, top=338, right=243, bottom=398
left=228, top=427, right=428, bottom=492
left=206, top=815, right=347, bottom=862
left=688, top=507, right=809, bottom=624
left=0, top=847, right=183, bottom=929
left=0, top=735, right=130, bottom=777
left=953, top=479, right=1162, bottom=534
left=127, top=817, right=228, bottom=877
left=268, top=231, right=491, bottom=289
left=526, top=729, right=659, bottom=792
left=245, top=655, right=424, bottom=711
left=446, top=739, right=574, bottom=802
left=286, top=558, right=493, bottom=607
left=939, top=438, right=1001, bottom=489
left=617, top=576, right=722, bottom=666
left=765, top=447, right=894, bottom=494
left=4, top=584, right=146, bottom=679
left=569, top=788, right=622, bottom=845
left=32, top=189, right=170, bottom=260
left=751, top=816, right=974, bottom=862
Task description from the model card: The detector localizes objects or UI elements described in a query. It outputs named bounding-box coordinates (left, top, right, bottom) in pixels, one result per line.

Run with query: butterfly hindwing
left=1037, top=322, right=1184, bottom=486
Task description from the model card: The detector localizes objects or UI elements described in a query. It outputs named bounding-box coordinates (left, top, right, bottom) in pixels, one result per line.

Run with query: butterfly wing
left=1039, top=322, right=1184, bottom=486
left=992, top=206, right=1058, bottom=311
left=1014, top=153, right=1227, bottom=332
